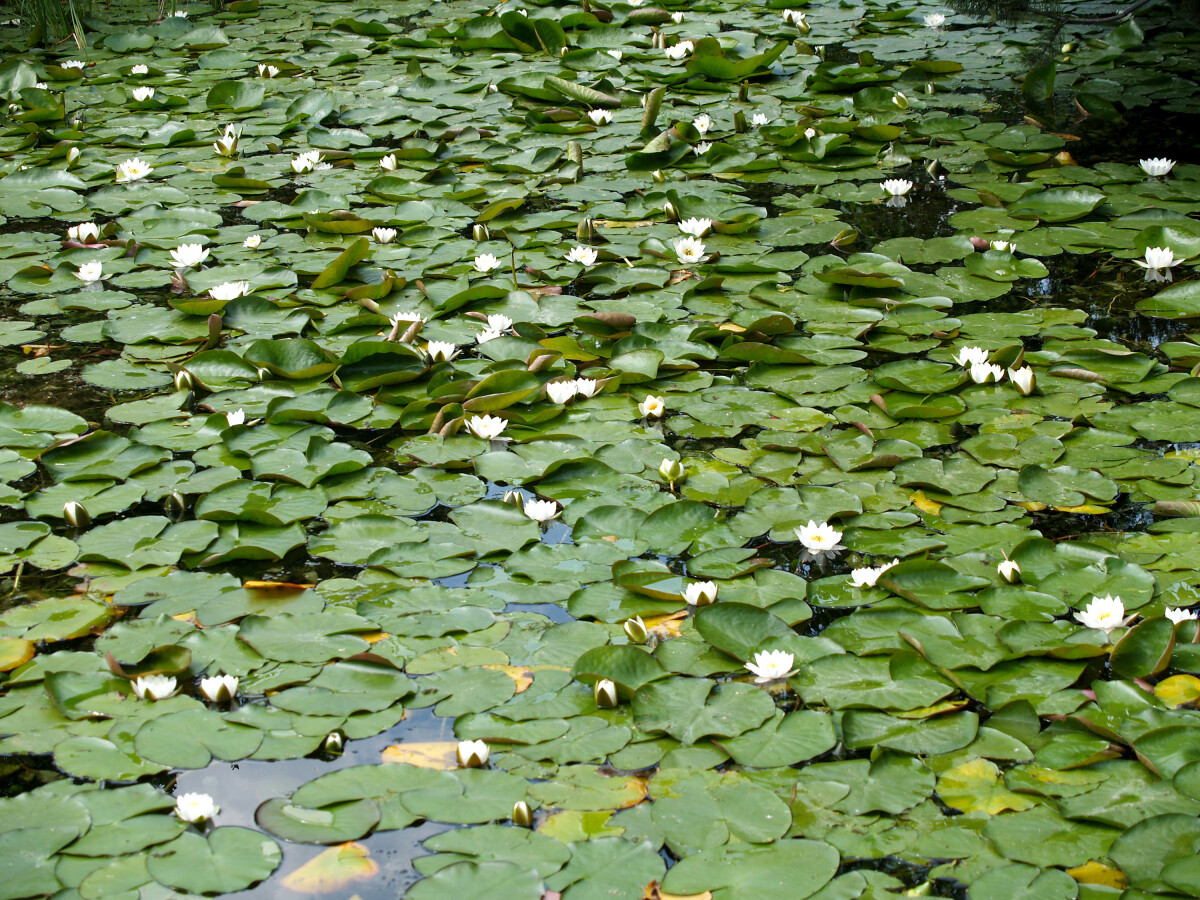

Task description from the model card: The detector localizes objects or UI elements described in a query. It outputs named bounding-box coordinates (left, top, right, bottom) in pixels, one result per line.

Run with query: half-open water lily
left=132, top=674, right=177, bottom=700
left=678, top=217, right=712, bottom=238
left=1139, top=157, right=1174, bottom=177
left=199, top=674, right=238, bottom=702
left=523, top=498, right=560, bottom=522
left=1136, top=246, right=1176, bottom=282
left=74, top=260, right=103, bottom=284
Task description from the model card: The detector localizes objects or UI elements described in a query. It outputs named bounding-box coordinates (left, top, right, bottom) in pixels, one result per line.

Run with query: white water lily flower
left=523, top=498, right=561, bottom=523
left=68, top=222, right=100, bottom=243
left=970, top=362, right=1005, bottom=384
left=474, top=253, right=502, bottom=273
left=476, top=327, right=502, bottom=344
left=424, top=341, right=460, bottom=363
left=257, top=63, right=280, bottom=78
left=373, top=227, right=397, bottom=244
left=1136, top=246, right=1176, bottom=283
left=379, top=153, right=397, bottom=171
left=671, top=11, right=683, bottom=22
left=782, top=9, right=805, bottom=24
left=209, top=281, right=250, bottom=302
left=1074, top=594, right=1126, bottom=633
left=745, top=650, right=796, bottom=683
left=574, top=377, right=599, bottom=398
left=243, top=234, right=262, bottom=249
left=131, top=64, right=149, bottom=75
left=998, top=560, right=1021, bottom=583
left=751, top=112, right=770, bottom=127
left=674, top=236, right=705, bottom=264
left=692, top=114, right=713, bottom=135
left=131, top=674, right=177, bottom=700
left=850, top=559, right=898, bottom=588
left=990, top=240, right=1012, bottom=252
left=291, top=150, right=320, bottom=174
left=954, top=345, right=989, bottom=368
left=804, top=126, right=818, bottom=140
left=682, top=581, right=717, bottom=606
left=693, top=141, right=712, bottom=155
left=796, top=520, right=844, bottom=553
left=131, top=86, right=155, bottom=102
left=465, top=414, right=507, bottom=440
left=639, top=395, right=665, bottom=418
left=664, top=41, right=693, bottom=60
left=566, top=245, right=598, bottom=266
left=170, top=243, right=209, bottom=268
left=457, top=739, right=489, bottom=767
left=678, top=217, right=712, bottom=238
left=225, top=409, right=245, bottom=427
left=115, top=157, right=152, bottom=183
left=175, top=793, right=218, bottom=824
left=588, top=109, right=612, bottom=125
left=1166, top=607, right=1199, bottom=625
left=199, top=674, right=238, bottom=702
left=546, top=380, right=578, bottom=404
left=1008, top=366, right=1035, bottom=396
left=61, top=60, right=85, bottom=69
left=213, top=125, right=238, bottom=157
left=485, top=314, right=513, bottom=332
left=924, top=13, right=946, bottom=28
left=606, top=49, right=622, bottom=61
left=1139, top=157, right=1174, bottom=177
left=173, top=9, right=188, bottom=16
left=881, top=178, right=914, bottom=197
left=74, top=260, right=103, bottom=284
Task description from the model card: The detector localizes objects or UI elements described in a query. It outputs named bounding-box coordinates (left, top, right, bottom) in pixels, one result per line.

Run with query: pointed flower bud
left=512, top=801, right=533, bottom=827
left=63, top=501, right=90, bottom=528
left=472, top=224, right=490, bottom=242
left=594, top=678, right=619, bottom=708
left=624, top=616, right=648, bottom=644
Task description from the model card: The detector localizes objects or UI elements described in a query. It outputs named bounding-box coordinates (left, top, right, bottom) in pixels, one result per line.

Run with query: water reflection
left=175, top=707, right=458, bottom=899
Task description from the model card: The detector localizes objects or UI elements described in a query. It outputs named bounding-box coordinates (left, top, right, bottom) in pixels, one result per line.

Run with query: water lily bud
left=256, top=367, right=270, bottom=382
left=733, top=110, right=746, bottom=133
left=163, top=491, right=186, bottom=519
left=624, top=616, right=648, bottom=644
left=663, top=201, right=679, bottom=222
left=998, top=560, right=1021, bottom=584
left=66, top=146, right=80, bottom=165
left=924, top=82, right=936, bottom=95
left=594, top=678, right=619, bottom=708
left=502, top=489, right=523, bottom=506
left=173, top=369, right=195, bottom=392
left=63, top=501, right=90, bottom=529
left=659, top=457, right=685, bottom=489
left=926, top=159, right=941, bottom=178
left=512, top=801, right=533, bottom=827
left=199, top=674, right=239, bottom=703
left=576, top=218, right=595, bottom=242
left=651, top=169, right=666, bottom=182
left=682, top=581, right=718, bottom=607
left=737, top=82, right=749, bottom=103
left=324, top=730, right=345, bottom=753
left=1061, top=42, right=1076, bottom=53
left=472, top=224, right=490, bottom=242
left=892, top=91, right=909, bottom=110
left=457, top=739, right=489, bottom=768
left=1008, top=366, right=1035, bottom=396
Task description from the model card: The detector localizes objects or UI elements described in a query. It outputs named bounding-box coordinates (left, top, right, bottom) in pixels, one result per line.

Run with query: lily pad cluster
left=0, top=0, right=1198, bottom=896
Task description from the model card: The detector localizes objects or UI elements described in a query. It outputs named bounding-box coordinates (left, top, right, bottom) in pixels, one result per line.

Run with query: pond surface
left=0, top=0, right=1198, bottom=898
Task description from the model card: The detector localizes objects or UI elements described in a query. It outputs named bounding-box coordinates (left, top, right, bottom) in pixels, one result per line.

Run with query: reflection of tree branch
left=1040, top=0, right=1158, bottom=24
